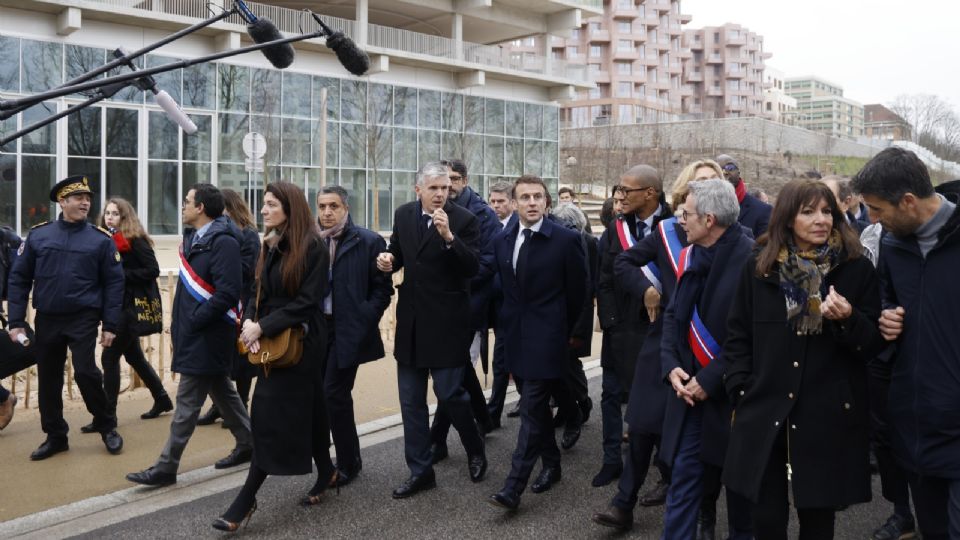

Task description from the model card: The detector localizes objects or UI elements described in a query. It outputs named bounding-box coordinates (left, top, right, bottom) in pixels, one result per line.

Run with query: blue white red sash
left=178, top=243, right=239, bottom=326
left=674, top=245, right=720, bottom=368
left=617, top=217, right=663, bottom=293
left=658, top=217, right=685, bottom=277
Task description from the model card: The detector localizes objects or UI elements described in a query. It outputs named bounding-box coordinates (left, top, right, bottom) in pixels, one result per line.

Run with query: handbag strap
left=252, top=273, right=263, bottom=322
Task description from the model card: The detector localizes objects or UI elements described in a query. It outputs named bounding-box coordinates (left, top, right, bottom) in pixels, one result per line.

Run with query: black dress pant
left=35, top=309, right=115, bottom=439
left=430, top=363, right=491, bottom=447
left=503, top=378, right=563, bottom=494
left=867, top=359, right=912, bottom=510
left=612, top=429, right=670, bottom=509
left=486, top=327, right=509, bottom=422
left=753, top=427, right=835, bottom=540
left=101, top=328, right=166, bottom=413
left=551, top=348, right=586, bottom=428
left=324, top=351, right=361, bottom=473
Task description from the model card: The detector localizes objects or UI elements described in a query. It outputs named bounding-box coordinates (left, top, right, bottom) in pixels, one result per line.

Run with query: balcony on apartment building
left=687, top=38, right=704, bottom=51
left=707, top=86, right=724, bottom=97
left=589, top=30, right=611, bottom=42
left=647, top=0, right=673, bottom=12
left=667, top=59, right=683, bottom=74
left=726, top=65, right=746, bottom=78
left=666, top=22, right=682, bottom=35
left=613, top=48, right=641, bottom=61
left=643, top=10, right=660, bottom=23
left=680, top=84, right=694, bottom=96
left=30, top=0, right=592, bottom=88
left=592, top=70, right=611, bottom=84
left=725, top=32, right=747, bottom=45
left=612, top=2, right=640, bottom=19
left=706, top=54, right=724, bottom=64
left=679, top=13, right=692, bottom=23
left=685, top=70, right=703, bottom=82
left=494, top=0, right=604, bottom=16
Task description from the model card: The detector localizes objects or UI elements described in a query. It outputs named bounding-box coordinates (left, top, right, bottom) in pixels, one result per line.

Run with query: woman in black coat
left=214, top=182, right=333, bottom=532
left=723, top=179, right=884, bottom=539
left=94, top=198, right=172, bottom=426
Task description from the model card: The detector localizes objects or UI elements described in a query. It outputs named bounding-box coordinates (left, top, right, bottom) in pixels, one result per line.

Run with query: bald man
left=593, top=164, right=671, bottom=488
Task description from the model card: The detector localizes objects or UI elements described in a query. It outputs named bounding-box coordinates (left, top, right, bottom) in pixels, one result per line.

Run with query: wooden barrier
left=3, top=268, right=404, bottom=412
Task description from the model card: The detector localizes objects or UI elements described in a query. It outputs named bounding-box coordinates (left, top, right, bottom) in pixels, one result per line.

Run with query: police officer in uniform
left=7, top=175, right=125, bottom=460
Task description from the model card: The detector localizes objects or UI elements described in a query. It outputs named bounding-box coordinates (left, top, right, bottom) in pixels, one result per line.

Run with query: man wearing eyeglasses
left=593, top=165, right=671, bottom=489
left=716, top=154, right=771, bottom=238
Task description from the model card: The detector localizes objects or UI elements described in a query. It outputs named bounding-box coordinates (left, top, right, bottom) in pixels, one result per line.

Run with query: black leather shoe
left=560, top=425, right=581, bottom=450
left=102, top=430, right=124, bottom=455
left=530, top=466, right=561, bottom=493
left=141, top=394, right=174, bottom=420
left=126, top=466, right=176, bottom=486
left=639, top=479, right=669, bottom=507
left=591, top=463, right=623, bottom=487
left=506, top=403, right=521, bottom=418
left=80, top=422, right=97, bottom=434
left=30, top=439, right=69, bottom=461
left=468, top=453, right=487, bottom=483
left=392, top=472, right=436, bottom=499
left=215, top=447, right=252, bottom=469
left=487, top=489, right=520, bottom=510
left=696, top=518, right=716, bottom=540
left=197, top=406, right=220, bottom=426
left=592, top=505, right=633, bottom=531
left=579, top=397, right=593, bottom=424
left=430, top=443, right=448, bottom=464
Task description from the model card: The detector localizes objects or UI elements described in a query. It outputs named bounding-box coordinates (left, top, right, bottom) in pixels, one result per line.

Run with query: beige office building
left=529, top=0, right=691, bottom=127
left=680, top=23, right=769, bottom=119
left=784, top=76, right=864, bottom=140
left=762, top=66, right=797, bottom=125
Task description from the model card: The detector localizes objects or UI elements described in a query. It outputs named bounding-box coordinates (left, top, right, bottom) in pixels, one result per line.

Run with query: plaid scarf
left=777, top=230, right=842, bottom=335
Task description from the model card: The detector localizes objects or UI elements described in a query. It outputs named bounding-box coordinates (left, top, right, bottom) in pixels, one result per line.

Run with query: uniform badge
left=114, top=251, right=121, bottom=262
left=17, top=241, right=24, bottom=256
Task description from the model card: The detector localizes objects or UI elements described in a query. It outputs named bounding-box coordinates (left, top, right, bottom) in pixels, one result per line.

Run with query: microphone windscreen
left=325, top=32, right=370, bottom=76
left=248, top=18, right=295, bottom=69
left=156, top=90, right=198, bottom=135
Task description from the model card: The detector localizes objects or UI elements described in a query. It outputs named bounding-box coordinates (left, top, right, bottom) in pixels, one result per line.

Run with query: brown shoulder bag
left=244, top=275, right=304, bottom=376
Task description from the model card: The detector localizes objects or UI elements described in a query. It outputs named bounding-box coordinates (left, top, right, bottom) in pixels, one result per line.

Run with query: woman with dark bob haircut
left=721, top=179, right=883, bottom=539
left=213, top=182, right=335, bottom=532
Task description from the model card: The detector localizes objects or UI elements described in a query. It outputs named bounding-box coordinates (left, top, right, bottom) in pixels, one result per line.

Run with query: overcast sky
left=681, top=0, right=959, bottom=110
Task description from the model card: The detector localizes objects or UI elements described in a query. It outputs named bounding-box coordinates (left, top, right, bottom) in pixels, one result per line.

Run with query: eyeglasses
left=618, top=185, right=655, bottom=196
left=722, top=164, right=739, bottom=172
left=679, top=209, right=700, bottom=221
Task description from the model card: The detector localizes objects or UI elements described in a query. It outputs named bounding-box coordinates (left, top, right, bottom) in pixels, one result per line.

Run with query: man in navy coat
left=487, top=175, right=587, bottom=511
left=717, top=154, right=771, bottom=238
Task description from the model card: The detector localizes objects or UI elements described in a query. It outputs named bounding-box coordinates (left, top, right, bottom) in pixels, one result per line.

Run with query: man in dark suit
left=376, top=162, right=487, bottom=499
left=487, top=175, right=587, bottom=511
left=485, top=181, right=519, bottom=426
left=717, top=154, right=772, bottom=238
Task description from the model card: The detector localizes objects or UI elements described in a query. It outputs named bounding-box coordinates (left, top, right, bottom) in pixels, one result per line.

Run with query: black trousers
left=753, top=427, right=835, bottom=540
left=486, top=327, right=509, bottom=422
left=906, top=473, right=960, bottom=540
left=503, top=378, right=563, bottom=494
left=551, top=348, right=586, bottom=428
left=612, top=429, right=670, bottom=509
left=430, top=363, right=491, bottom=447
left=867, top=359, right=912, bottom=510
left=35, top=309, right=115, bottom=439
left=324, top=352, right=361, bottom=473
left=100, top=328, right=166, bottom=413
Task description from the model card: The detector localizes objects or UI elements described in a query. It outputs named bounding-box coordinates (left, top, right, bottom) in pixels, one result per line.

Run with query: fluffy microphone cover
left=326, top=32, right=370, bottom=76
left=248, top=18, right=295, bottom=69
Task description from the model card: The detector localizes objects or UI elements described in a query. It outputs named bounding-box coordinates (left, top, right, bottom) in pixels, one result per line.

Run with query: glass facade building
left=0, top=35, right=560, bottom=235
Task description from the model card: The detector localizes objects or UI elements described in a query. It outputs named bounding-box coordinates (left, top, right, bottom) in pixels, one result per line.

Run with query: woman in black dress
left=91, top=198, right=171, bottom=428
left=213, top=182, right=334, bottom=532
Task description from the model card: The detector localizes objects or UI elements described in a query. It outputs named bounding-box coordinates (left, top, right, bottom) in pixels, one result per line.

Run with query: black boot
left=141, top=393, right=174, bottom=420
left=197, top=405, right=221, bottom=426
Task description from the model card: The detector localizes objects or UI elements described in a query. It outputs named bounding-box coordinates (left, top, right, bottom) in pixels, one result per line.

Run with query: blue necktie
left=516, top=229, right=533, bottom=278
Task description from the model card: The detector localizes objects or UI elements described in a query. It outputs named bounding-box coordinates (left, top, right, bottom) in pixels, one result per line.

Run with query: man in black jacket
left=377, top=162, right=487, bottom=499
left=317, top=186, right=393, bottom=487
left=7, top=176, right=125, bottom=459
left=126, top=184, right=252, bottom=486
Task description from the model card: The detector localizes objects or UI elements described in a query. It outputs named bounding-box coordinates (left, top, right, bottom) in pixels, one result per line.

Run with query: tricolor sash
left=675, top=245, right=720, bottom=368
left=618, top=217, right=663, bottom=293
left=658, top=217, right=685, bottom=277
left=178, top=243, right=239, bottom=326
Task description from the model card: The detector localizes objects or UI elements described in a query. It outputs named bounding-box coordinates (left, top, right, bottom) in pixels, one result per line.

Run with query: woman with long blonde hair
left=85, top=198, right=171, bottom=432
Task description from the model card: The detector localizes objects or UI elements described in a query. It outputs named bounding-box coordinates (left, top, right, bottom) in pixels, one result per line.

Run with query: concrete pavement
left=3, top=360, right=901, bottom=540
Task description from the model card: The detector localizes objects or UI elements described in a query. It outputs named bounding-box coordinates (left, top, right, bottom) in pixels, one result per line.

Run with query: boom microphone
left=113, top=49, right=197, bottom=134
left=235, top=0, right=295, bottom=69
left=310, top=12, right=370, bottom=76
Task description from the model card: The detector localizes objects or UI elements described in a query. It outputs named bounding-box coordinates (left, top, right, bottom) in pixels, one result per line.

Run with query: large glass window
left=219, top=64, right=249, bottom=112
left=0, top=36, right=19, bottom=92
left=22, top=40, right=62, bottom=94
left=282, top=72, right=312, bottom=117
left=182, top=63, right=215, bottom=109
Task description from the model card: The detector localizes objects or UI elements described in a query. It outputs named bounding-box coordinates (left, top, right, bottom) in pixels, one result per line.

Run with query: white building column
left=452, top=13, right=464, bottom=61
left=541, top=33, right=552, bottom=77
left=355, top=0, right=368, bottom=47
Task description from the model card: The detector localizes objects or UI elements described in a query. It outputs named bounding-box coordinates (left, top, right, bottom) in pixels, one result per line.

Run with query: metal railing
left=64, top=0, right=587, bottom=82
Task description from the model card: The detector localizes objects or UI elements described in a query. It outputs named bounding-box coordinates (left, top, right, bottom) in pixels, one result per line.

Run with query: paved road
left=59, top=373, right=894, bottom=540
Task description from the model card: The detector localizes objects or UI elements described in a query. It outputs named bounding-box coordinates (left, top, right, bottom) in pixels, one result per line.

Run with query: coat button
left=844, top=403, right=851, bottom=410
left=774, top=421, right=779, bottom=426
left=739, top=390, right=745, bottom=396
left=788, top=393, right=794, bottom=399
left=793, top=362, right=799, bottom=368
left=856, top=346, right=862, bottom=351
left=791, top=424, right=797, bottom=429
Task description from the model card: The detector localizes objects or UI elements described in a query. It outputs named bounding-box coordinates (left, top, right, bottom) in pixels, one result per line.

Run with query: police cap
left=50, top=175, right=93, bottom=202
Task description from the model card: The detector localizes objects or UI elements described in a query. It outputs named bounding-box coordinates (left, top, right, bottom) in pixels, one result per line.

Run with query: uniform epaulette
left=95, top=226, right=112, bottom=237
left=30, top=221, right=50, bottom=229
